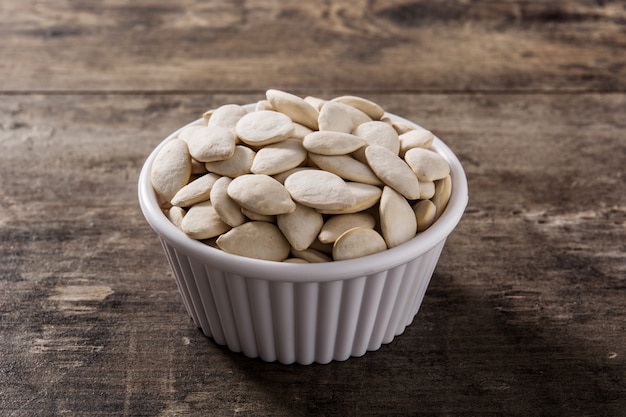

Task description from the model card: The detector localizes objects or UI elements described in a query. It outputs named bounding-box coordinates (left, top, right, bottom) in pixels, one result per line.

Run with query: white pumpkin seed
left=332, top=227, right=387, bottom=261
left=331, top=95, right=385, bottom=120
left=236, top=110, right=295, bottom=146
left=170, top=173, right=220, bottom=207
left=277, top=203, right=324, bottom=251
left=251, top=139, right=307, bottom=175
left=302, top=131, right=366, bottom=155
left=181, top=201, right=231, bottom=240
left=404, top=147, right=450, bottom=182
left=187, top=125, right=236, bottom=163
left=318, top=212, right=376, bottom=243
left=413, top=199, right=437, bottom=232
left=266, top=89, right=319, bottom=130
left=216, top=221, right=290, bottom=261
left=365, top=145, right=420, bottom=200
left=210, top=176, right=247, bottom=227
left=284, top=170, right=356, bottom=210
left=379, top=186, right=417, bottom=248
left=151, top=138, right=191, bottom=201
left=204, top=145, right=255, bottom=177
left=228, top=174, right=296, bottom=215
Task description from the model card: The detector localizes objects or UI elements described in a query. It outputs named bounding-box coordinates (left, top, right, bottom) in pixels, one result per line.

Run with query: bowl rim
left=138, top=105, right=468, bottom=282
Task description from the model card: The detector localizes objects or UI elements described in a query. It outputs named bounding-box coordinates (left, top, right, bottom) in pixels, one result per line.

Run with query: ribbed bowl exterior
left=159, top=236, right=446, bottom=365
left=138, top=106, right=468, bottom=365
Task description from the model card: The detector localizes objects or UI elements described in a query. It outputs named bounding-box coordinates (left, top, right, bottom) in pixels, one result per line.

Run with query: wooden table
left=1, top=1, right=625, bottom=415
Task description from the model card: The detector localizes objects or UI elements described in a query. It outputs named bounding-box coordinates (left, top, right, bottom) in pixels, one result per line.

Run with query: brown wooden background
left=1, top=1, right=625, bottom=416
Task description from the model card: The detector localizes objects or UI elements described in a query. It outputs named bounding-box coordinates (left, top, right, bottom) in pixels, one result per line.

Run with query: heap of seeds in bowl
left=150, top=89, right=452, bottom=262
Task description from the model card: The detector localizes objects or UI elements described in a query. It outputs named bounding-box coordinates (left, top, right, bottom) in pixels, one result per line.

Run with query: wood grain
left=1, top=92, right=624, bottom=415
left=2, top=0, right=626, bottom=415
left=1, top=0, right=624, bottom=92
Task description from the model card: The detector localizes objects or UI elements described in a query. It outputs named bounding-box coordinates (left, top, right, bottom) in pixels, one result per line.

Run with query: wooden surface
left=1, top=1, right=625, bottom=416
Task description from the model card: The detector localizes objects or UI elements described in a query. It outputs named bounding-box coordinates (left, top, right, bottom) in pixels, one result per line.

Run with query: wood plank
left=1, top=92, right=625, bottom=415
left=1, top=0, right=625, bottom=92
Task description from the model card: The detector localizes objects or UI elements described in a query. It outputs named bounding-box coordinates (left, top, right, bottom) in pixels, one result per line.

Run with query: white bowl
left=138, top=105, right=468, bottom=365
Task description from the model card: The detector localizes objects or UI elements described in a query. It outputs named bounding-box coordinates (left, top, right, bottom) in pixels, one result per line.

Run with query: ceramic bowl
left=138, top=105, right=468, bottom=364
